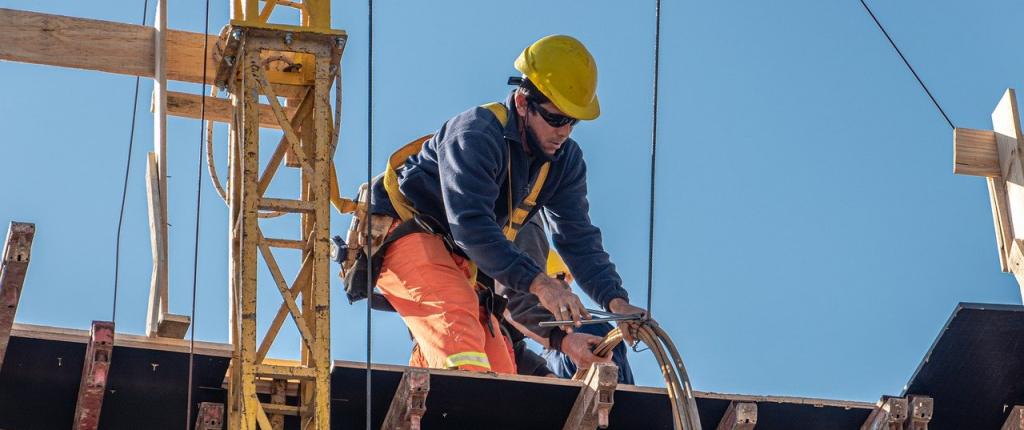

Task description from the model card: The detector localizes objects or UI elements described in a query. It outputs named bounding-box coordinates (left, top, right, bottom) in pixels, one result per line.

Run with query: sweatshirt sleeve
left=544, top=151, right=629, bottom=310
left=437, top=130, right=544, bottom=292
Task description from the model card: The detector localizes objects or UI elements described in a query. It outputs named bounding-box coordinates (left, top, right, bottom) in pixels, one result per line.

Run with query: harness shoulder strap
left=384, top=103, right=512, bottom=221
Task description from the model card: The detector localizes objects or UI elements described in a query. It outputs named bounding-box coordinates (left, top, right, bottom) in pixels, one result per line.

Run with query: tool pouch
left=340, top=183, right=397, bottom=311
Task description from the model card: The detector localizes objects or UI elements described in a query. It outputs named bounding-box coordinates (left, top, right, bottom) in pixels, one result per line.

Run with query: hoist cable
left=645, top=0, right=663, bottom=317
left=585, top=324, right=701, bottom=430
left=366, top=0, right=375, bottom=428
left=112, top=0, right=151, bottom=325
left=858, top=0, right=955, bottom=129
left=185, top=0, right=212, bottom=426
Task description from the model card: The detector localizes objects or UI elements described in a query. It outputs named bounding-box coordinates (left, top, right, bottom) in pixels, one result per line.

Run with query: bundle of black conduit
left=574, top=322, right=702, bottom=430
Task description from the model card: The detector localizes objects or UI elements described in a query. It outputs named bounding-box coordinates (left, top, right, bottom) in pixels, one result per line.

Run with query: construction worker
left=502, top=214, right=634, bottom=383
left=368, top=35, right=647, bottom=374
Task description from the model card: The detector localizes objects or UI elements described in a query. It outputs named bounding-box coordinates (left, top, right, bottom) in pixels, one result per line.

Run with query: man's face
left=515, top=93, right=576, bottom=157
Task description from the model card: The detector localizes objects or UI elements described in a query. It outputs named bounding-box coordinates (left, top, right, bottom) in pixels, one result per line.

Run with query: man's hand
left=529, top=273, right=590, bottom=331
left=608, top=298, right=648, bottom=347
left=562, top=332, right=612, bottom=370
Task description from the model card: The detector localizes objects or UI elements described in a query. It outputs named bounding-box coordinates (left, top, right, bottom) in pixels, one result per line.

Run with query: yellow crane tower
left=216, top=1, right=345, bottom=428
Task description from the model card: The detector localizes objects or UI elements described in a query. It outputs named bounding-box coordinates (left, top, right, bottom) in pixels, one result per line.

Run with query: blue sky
left=1, top=0, right=1022, bottom=402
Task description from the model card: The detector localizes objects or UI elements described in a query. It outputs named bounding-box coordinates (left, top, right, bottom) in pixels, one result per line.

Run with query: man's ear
left=514, top=90, right=529, bottom=117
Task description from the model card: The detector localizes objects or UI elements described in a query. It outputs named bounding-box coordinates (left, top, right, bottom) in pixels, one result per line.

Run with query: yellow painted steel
left=231, top=0, right=340, bottom=35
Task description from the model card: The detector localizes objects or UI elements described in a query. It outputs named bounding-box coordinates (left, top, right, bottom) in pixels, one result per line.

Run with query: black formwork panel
left=0, top=333, right=229, bottom=430
left=330, top=362, right=873, bottom=429
left=903, top=302, right=1024, bottom=430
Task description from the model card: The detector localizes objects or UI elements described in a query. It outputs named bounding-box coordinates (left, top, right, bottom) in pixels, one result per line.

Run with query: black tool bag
left=341, top=215, right=455, bottom=312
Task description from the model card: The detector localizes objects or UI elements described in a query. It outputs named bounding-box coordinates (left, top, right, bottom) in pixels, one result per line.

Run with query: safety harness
left=339, top=102, right=552, bottom=319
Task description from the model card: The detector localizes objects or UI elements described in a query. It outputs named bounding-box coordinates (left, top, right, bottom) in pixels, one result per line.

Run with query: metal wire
left=112, top=0, right=151, bottom=325
left=185, top=0, right=212, bottom=426
left=366, top=0, right=375, bottom=428
left=645, top=0, right=663, bottom=317
left=858, top=0, right=955, bottom=129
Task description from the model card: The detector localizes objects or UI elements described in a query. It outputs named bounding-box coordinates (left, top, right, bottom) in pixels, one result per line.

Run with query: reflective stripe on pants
left=376, top=227, right=516, bottom=374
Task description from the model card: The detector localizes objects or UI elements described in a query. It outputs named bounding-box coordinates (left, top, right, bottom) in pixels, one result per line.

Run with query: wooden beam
left=716, top=401, right=757, bottom=430
left=144, top=152, right=167, bottom=337
left=195, top=402, right=225, bottom=430
left=563, top=362, right=618, bottom=430
left=165, top=91, right=296, bottom=129
left=990, top=178, right=1013, bottom=272
left=993, top=90, right=1024, bottom=240
left=1003, top=405, right=1024, bottom=430
left=0, top=8, right=217, bottom=83
left=143, top=152, right=191, bottom=338
left=860, top=396, right=908, bottom=430
left=72, top=321, right=115, bottom=430
left=954, top=127, right=1000, bottom=177
left=381, top=368, right=430, bottom=430
left=905, top=395, right=933, bottom=430
left=0, top=221, right=34, bottom=371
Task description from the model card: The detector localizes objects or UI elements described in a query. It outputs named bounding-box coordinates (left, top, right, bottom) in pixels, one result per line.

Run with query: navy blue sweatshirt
left=371, top=92, right=629, bottom=310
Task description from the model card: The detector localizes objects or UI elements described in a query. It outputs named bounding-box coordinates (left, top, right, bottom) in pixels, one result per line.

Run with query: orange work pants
left=376, top=227, right=516, bottom=374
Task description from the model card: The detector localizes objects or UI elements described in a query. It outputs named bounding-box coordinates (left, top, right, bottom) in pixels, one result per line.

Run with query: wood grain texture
left=0, top=8, right=217, bottom=83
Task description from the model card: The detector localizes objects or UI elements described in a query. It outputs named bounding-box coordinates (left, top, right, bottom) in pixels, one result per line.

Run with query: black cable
left=645, top=0, right=662, bottom=317
left=858, top=0, right=955, bottom=130
left=113, top=0, right=151, bottom=325
left=185, top=0, right=211, bottom=427
left=366, top=0, right=375, bottom=428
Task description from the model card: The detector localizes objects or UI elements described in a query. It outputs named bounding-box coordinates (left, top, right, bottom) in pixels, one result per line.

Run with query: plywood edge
left=11, top=322, right=232, bottom=357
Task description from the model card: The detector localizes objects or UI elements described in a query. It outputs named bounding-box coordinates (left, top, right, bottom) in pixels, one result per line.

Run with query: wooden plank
left=380, top=369, right=430, bottom=430
left=0, top=8, right=217, bottom=83
left=562, top=362, right=618, bottom=430
left=954, top=128, right=1000, bottom=177
left=72, top=321, right=115, bottom=430
left=165, top=91, right=296, bottom=129
left=905, top=395, right=933, bottom=430
left=156, top=312, right=191, bottom=339
left=144, top=152, right=168, bottom=337
left=989, top=178, right=1012, bottom=272
left=10, top=322, right=232, bottom=357
left=992, top=90, right=1024, bottom=241
left=716, top=401, right=757, bottom=430
left=1003, top=405, right=1024, bottom=430
left=154, top=1, right=170, bottom=323
left=0, top=222, right=34, bottom=371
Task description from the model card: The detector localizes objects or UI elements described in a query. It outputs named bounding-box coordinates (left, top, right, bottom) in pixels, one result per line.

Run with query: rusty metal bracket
left=906, top=395, right=933, bottom=430
left=0, top=221, right=34, bottom=371
left=860, top=396, right=908, bottom=430
left=72, top=321, right=115, bottom=430
left=195, top=402, right=225, bottom=430
left=1004, top=405, right=1024, bottom=430
left=716, top=401, right=757, bottom=430
left=563, top=362, right=618, bottom=430
left=381, top=368, right=430, bottom=430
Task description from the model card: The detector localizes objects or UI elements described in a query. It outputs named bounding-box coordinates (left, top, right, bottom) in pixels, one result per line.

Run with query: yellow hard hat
left=514, top=35, right=600, bottom=120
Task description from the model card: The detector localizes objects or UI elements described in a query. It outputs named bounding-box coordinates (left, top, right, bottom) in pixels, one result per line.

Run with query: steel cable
left=858, top=0, right=955, bottom=129
left=112, top=0, right=151, bottom=325
left=366, top=0, right=376, bottom=428
left=185, top=0, right=212, bottom=426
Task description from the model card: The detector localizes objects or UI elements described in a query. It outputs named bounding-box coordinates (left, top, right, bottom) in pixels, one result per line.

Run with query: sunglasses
left=528, top=100, right=579, bottom=128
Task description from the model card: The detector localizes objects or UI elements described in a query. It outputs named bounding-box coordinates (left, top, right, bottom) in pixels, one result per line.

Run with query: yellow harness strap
left=379, top=102, right=556, bottom=284
left=502, top=162, right=549, bottom=241
left=383, top=134, right=432, bottom=221
left=383, top=101, right=544, bottom=233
